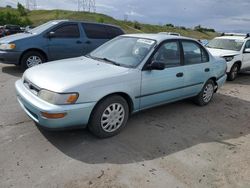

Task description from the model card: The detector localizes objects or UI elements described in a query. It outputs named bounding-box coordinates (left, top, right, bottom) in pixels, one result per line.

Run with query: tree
left=134, top=21, right=142, bottom=30
left=165, top=23, right=174, bottom=27
left=6, top=5, right=12, bottom=8
left=17, top=2, right=27, bottom=16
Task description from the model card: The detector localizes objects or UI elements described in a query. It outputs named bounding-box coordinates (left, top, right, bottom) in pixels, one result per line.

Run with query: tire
left=20, top=51, right=46, bottom=70
left=89, top=95, right=129, bottom=138
left=227, top=63, right=239, bottom=81
left=193, top=79, right=215, bottom=106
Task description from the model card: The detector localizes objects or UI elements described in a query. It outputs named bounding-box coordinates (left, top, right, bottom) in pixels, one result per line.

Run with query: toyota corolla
left=15, top=34, right=227, bottom=138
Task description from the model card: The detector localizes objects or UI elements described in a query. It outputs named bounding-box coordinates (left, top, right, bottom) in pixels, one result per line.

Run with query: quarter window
left=152, top=41, right=181, bottom=68
left=106, top=26, right=124, bottom=39
left=182, top=41, right=209, bottom=65
left=52, top=24, right=80, bottom=38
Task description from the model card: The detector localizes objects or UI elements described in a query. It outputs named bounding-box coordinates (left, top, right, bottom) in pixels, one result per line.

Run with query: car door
left=81, top=23, right=110, bottom=54
left=140, top=40, right=186, bottom=109
left=47, top=23, right=84, bottom=61
left=181, top=40, right=211, bottom=96
left=242, top=40, right=250, bottom=70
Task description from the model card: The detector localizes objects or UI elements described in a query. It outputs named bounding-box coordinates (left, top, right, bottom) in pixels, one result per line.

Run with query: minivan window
left=52, top=24, right=80, bottom=38
left=106, top=26, right=123, bottom=39
left=182, top=41, right=209, bottom=65
left=82, top=23, right=108, bottom=39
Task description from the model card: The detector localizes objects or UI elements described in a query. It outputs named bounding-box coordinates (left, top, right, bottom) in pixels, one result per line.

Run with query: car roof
left=215, top=36, right=247, bottom=41
left=122, top=33, right=193, bottom=43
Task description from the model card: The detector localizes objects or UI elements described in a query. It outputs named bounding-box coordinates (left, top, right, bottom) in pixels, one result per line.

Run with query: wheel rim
left=101, top=103, right=125, bottom=133
left=203, top=83, right=214, bottom=103
left=26, top=56, right=42, bottom=68
left=231, top=65, right=238, bottom=79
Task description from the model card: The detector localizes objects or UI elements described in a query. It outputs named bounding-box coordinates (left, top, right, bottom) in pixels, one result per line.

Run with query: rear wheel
left=227, top=63, right=239, bottom=81
left=193, top=80, right=215, bottom=106
left=89, top=95, right=129, bottom=138
left=20, top=51, right=46, bottom=70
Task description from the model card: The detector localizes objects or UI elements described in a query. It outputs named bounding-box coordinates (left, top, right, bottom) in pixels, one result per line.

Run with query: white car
left=206, top=33, right=250, bottom=81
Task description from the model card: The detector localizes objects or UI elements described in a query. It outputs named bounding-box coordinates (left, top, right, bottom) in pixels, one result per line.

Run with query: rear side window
left=106, top=26, right=124, bottom=39
left=53, top=24, right=80, bottom=38
left=82, top=23, right=108, bottom=39
left=182, top=41, right=209, bottom=65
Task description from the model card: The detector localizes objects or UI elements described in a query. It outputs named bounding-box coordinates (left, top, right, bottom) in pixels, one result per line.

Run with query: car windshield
left=89, top=36, right=156, bottom=68
left=206, top=38, right=244, bottom=51
left=28, top=21, right=61, bottom=34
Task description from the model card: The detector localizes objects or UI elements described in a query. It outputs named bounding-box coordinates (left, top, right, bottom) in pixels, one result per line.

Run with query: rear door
left=242, top=40, right=250, bottom=70
left=181, top=40, right=211, bottom=96
left=81, top=23, right=110, bottom=54
left=47, top=23, right=84, bottom=60
left=140, top=40, right=186, bottom=109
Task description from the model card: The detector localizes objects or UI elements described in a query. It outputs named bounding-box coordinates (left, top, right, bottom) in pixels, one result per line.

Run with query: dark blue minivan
left=0, top=20, right=124, bottom=69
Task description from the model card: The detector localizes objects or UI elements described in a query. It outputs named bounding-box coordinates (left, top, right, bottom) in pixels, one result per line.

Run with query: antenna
left=26, top=0, right=37, bottom=10
left=78, top=0, right=96, bottom=12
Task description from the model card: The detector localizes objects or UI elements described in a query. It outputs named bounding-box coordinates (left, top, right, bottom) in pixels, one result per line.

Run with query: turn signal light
left=41, top=112, right=67, bottom=119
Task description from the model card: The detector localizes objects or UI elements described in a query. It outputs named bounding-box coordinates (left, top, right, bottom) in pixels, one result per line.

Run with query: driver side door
left=139, top=40, right=186, bottom=109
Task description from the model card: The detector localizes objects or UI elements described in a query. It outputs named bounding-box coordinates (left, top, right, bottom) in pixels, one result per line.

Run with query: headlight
left=38, top=89, right=79, bottom=105
left=223, top=56, right=234, bottom=62
left=0, top=43, right=16, bottom=50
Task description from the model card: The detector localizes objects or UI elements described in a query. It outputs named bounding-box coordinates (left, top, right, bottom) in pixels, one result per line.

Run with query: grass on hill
left=0, top=7, right=218, bottom=39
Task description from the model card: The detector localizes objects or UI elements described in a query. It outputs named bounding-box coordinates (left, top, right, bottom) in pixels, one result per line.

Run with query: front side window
left=89, top=37, right=156, bottom=67
left=52, top=24, right=80, bottom=38
left=82, top=23, right=108, bottom=39
left=206, top=38, right=244, bottom=51
left=152, top=41, right=181, bottom=68
left=182, top=41, right=209, bottom=65
left=244, top=40, right=250, bottom=49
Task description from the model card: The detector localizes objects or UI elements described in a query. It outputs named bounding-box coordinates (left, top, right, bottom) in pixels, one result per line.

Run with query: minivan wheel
left=89, top=95, right=129, bottom=138
left=227, top=63, right=239, bottom=81
left=193, top=80, right=215, bottom=106
left=21, top=51, right=46, bottom=70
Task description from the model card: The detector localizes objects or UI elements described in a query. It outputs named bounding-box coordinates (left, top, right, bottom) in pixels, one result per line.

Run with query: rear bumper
left=217, top=74, right=227, bottom=88
left=15, top=79, right=96, bottom=129
left=0, top=50, right=21, bottom=64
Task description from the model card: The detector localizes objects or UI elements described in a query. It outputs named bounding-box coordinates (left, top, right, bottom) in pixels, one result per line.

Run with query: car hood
left=207, top=48, right=240, bottom=57
left=0, top=33, right=34, bottom=43
left=23, top=56, right=131, bottom=92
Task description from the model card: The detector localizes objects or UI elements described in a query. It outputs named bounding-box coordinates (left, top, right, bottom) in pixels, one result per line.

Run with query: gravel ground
left=0, top=64, right=250, bottom=188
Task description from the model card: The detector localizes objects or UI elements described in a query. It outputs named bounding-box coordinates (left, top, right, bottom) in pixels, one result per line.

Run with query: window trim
left=49, top=23, right=80, bottom=39
left=180, top=39, right=210, bottom=66
left=142, top=39, right=184, bottom=71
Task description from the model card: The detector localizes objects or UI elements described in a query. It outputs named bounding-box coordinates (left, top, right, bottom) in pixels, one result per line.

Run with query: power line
left=25, top=0, right=37, bottom=10
left=78, top=0, right=96, bottom=12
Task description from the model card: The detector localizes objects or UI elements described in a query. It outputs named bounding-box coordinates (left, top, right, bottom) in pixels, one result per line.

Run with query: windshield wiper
left=101, top=58, right=121, bottom=66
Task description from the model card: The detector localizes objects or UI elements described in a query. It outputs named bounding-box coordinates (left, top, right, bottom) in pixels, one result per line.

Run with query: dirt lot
left=0, top=64, right=250, bottom=188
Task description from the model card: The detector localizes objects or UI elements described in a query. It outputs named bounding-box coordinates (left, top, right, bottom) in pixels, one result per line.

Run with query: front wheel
left=88, top=95, right=129, bottom=138
left=193, top=80, right=215, bottom=106
left=227, top=63, right=239, bottom=81
left=20, top=51, right=46, bottom=70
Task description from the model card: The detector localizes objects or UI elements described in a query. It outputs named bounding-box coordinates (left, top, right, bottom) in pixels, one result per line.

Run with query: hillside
left=0, top=7, right=218, bottom=39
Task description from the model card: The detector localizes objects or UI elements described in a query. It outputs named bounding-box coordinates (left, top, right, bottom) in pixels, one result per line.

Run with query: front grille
left=23, top=79, right=40, bottom=96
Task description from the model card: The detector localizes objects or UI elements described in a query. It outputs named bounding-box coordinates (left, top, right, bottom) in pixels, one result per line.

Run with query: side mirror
left=147, top=61, right=165, bottom=70
left=244, top=48, right=250, bottom=53
left=47, top=31, right=55, bottom=38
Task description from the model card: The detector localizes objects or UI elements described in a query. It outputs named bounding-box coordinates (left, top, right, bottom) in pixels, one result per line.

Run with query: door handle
left=76, top=40, right=82, bottom=44
left=176, top=72, right=184, bottom=77
left=85, top=40, right=91, bottom=44
left=205, top=68, right=210, bottom=72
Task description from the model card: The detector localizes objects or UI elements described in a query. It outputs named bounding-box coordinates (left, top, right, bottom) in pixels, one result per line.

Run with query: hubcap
left=231, top=66, right=238, bottom=79
left=101, top=103, right=125, bottom=133
left=26, top=56, right=42, bottom=68
left=203, top=83, right=214, bottom=103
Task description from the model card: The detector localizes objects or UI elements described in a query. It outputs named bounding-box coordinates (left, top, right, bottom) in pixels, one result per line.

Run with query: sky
left=1, top=0, right=250, bottom=32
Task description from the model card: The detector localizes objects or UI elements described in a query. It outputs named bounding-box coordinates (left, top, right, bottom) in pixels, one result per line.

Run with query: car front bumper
left=15, top=79, right=96, bottom=129
left=0, top=50, right=21, bottom=64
